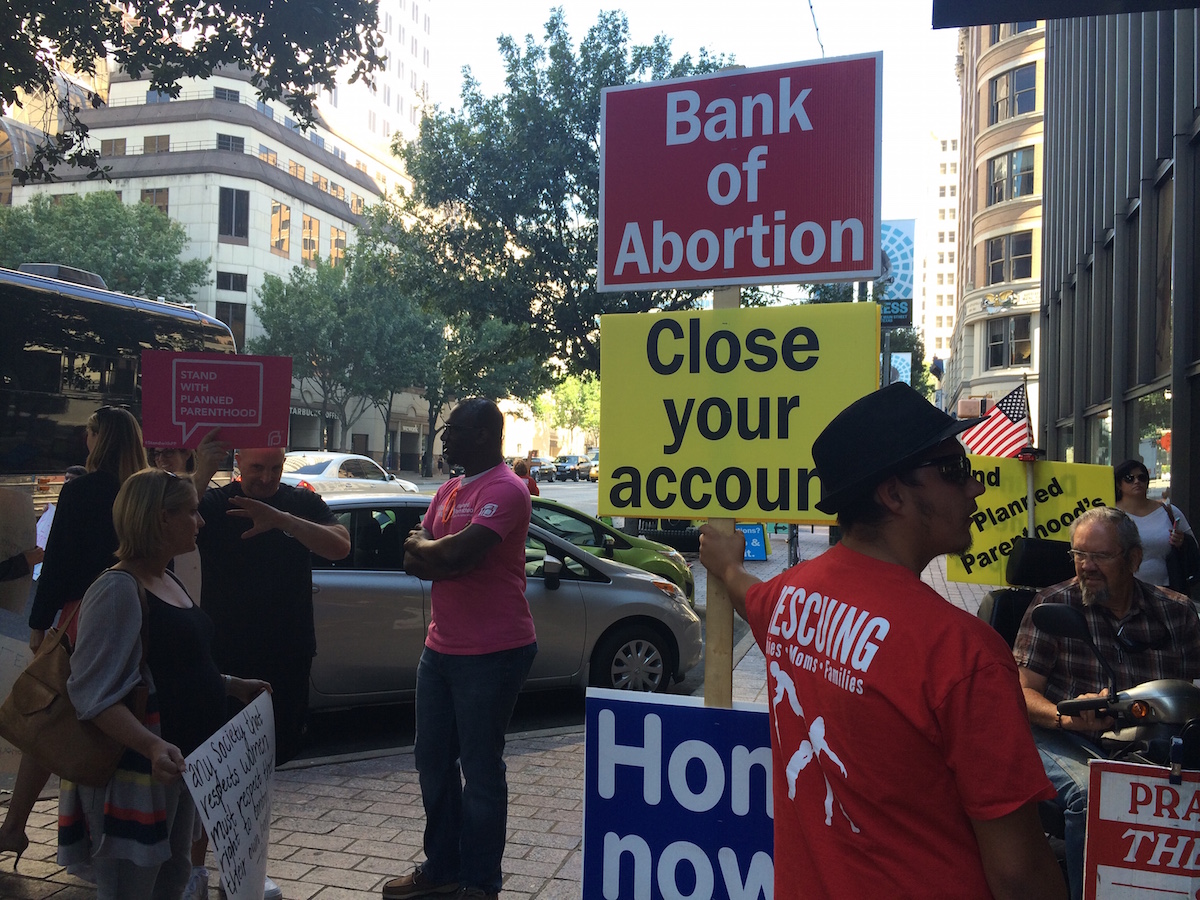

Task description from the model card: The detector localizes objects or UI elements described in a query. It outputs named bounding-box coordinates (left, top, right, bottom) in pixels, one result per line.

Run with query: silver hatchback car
left=307, top=493, right=703, bottom=709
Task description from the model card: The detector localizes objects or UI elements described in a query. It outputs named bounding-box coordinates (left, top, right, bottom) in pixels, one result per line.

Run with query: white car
left=280, top=452, right=419, bottom=495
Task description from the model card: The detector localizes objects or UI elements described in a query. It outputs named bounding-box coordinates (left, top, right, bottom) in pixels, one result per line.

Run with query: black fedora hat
left=812, top=383, right=985, bottom=514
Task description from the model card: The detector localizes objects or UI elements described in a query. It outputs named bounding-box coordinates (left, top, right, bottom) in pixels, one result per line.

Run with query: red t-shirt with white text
left=744, top=543, right=1054, bottom=900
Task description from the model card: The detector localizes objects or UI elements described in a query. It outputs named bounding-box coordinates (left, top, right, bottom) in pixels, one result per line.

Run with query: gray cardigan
left=67, top=570, right=153, bottom=722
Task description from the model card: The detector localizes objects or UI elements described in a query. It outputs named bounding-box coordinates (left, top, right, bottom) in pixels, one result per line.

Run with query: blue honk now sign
left=583, top=691, right=774, bottom=900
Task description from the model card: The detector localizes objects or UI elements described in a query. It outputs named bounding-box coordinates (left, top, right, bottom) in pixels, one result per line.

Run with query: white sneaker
left=183, top=866, right=209, bottom=900
left=218, top=874, right=283, bottom=899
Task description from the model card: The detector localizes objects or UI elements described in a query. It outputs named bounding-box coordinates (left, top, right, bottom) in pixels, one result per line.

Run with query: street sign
left=598, top=54, right=882, bottom=292
left=879, top=299, right=912, bottom=328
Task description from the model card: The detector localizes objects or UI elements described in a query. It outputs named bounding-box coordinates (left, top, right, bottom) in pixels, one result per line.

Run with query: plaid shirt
left=1013, top=578, right=1200, bottom=704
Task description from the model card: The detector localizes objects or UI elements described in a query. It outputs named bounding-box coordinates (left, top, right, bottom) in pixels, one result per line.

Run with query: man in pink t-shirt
left=382, top=398, right=536, bottom=900
left=700, top=384, right=1066, bottom=900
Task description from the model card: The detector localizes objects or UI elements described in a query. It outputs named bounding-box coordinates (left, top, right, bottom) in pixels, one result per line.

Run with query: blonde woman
left=58, top=468, right=269, bottom=898
left=0, top=405, right=147, bottom=864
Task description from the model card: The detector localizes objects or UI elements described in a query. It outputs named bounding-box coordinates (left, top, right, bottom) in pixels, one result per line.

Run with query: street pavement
left=0, top=525, right=990, bottom=899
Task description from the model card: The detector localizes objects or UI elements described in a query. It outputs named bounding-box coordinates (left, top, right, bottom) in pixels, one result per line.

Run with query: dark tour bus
left=0, top=265, right=235, bottom=495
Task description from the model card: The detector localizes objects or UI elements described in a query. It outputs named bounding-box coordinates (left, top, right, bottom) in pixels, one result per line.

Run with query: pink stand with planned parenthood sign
left=140, top=351, right=292, bottom=448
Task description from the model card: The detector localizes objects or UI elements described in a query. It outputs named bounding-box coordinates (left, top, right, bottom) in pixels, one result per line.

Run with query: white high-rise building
left=914, top=131, right=961, bottom=405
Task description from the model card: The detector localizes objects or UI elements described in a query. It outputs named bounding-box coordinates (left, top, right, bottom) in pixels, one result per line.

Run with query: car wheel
left=590, top=624, right=672, bottom=692
left=572, top=471, right=579, bottom=481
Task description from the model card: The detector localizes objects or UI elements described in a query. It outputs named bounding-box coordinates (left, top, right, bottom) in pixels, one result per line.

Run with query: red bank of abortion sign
left=598, top=54, right=882, bottom=291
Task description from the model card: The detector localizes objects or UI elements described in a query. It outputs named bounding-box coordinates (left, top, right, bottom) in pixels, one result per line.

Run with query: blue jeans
left=415, top=643, right=537, bottom=894
left=1033, top=725, right=1099, bottom=900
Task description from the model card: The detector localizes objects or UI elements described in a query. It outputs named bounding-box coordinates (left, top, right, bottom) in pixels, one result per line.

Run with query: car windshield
left=530, top=506, right=602, bottom=547
left=555, top=456, right=575, bottom=464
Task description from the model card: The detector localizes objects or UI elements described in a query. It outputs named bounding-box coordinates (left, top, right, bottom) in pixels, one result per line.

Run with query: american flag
left=961, top=386, right=1032, bottom=458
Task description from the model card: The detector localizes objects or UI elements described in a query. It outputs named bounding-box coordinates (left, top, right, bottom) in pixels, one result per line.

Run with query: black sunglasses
left=910, top=453, right=974, bottom=486
left=1122, top=472, right=1149, bottom=484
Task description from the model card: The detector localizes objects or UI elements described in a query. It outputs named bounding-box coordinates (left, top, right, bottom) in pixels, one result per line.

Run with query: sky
left=426, top=0, right=963, bottom=218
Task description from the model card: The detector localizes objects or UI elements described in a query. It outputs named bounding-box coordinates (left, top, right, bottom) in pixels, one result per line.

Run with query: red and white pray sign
left=598, top=53, right=882, bottom=292
left=140, top=350, right=292, bottom=449
left=1084, top=759, right=1200, bottom=899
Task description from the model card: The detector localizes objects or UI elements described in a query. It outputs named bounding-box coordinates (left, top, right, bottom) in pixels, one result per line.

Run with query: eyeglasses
left=1122, top=472, right=1149, bottom=484
left=1068, top=549, right=1122, bottom=563
left=910, top=454, right=974, bottom=486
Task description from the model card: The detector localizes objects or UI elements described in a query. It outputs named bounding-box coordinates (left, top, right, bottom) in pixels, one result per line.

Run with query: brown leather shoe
left=382, top=868, right=460, bottom=900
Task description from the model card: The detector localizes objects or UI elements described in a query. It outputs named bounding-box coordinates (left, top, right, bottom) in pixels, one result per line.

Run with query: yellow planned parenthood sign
left=598, top=304, right=879, bottom=523
left=948, top=456, right=1116, bottom=586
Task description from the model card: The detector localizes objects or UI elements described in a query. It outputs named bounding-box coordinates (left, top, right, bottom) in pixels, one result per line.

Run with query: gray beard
left=1080, top=582, right=1109, bottom=607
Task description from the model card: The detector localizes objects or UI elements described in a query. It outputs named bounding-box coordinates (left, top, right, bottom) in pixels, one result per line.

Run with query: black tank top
left=145, top=591, right=226, bottom=756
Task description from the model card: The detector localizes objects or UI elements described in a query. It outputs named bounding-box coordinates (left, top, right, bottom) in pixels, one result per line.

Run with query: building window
left=989, top=63, right=1037, bottom=125
left=938, top=186, right=946, bottom=197
left=936, top=337, right=944, bottom=349
left=140, top=188, right=169, bottom=215
left=258, top=145, right=278, bottom=165
left=351, top=193, right=364, bottom=215
left=937, top=273, right=945, bottom=285
left=938, top=232, right=945, bottom=243
left=309, top=133, right=325, bottom=151
left=100, top=138, right=126, bottom=157
left=217, top=133, right=245, bottom=153
left=271, top=201, right=291, bottom=256
left=948, top=252, right=955, bottom=263
left=940, top=140, right=948, bottom=151
left=947, top=273, right=955, bottom=284
left=302, top=214, right=320, bottom=263
left=218, top=188, right=249, bottom=243
left=257, top=99, right=273, bottom=119
left=216, top=271, right=248, bottom=291
left=289, top=160, right=306, bottom=181
left=987, top=147, right=1036, bottom=205
left=143, top=134, right=170, bottom=154
left=986, top=230, right=1034, bottom=284
left=947, top=315, right=954, bottom=326
left=939, top=162, right=947, bottom=175
left=986, top=314, right=1033, bottom=369
left=312, top=173, right=329, bottom=192
left=938, top=209, right=946, bottom=220
left=936, top=316, right=944, bottom=328
left=215, top=301, right=246, bottom=351
left=951, top=140, right=957, bottom=150
left=949, top=185, right=957, bottom=197
left=146, top=90, right=171, bottom=104
left=213, top=87, right=240, bottom=102
left=937, top=252, right=945, bottom=264
left=368, top=110, right=377, bottom=132
left=330, top=226, right=347, bottom=265
left=948, top=231, right=956, bottom=242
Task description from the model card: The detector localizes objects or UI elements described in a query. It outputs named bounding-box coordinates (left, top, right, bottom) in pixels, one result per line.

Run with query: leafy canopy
left=0, top=192, right=208, bottom=301
left=4, top=0, right=384, bottom=181
left=396, top=9, right=733, bottom=376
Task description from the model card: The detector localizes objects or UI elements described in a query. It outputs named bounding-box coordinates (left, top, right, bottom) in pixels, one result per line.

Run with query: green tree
left=5, top=0, right=383, bottom=182
left=0, top=192, right=208, bottom=300
left=249, top=260, right=371, bottom=449
left=396, top=9, right=731, bottom=376
left=356, top=201, right=553, bottom=474
left=537, top=374, right=601, bottom=448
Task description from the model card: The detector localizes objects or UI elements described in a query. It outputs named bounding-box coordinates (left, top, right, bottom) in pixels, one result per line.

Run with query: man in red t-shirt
left=382, top=398, right=536, bottom=900
left=700, top=383, right=1065, bottom=900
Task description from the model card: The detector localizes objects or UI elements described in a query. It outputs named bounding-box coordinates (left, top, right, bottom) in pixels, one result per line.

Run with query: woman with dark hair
left=0, top=406, right=148, bottom=864
left=57, top=467, right=268, bottom=898
left=1114, top=457, right=1194, bottom=587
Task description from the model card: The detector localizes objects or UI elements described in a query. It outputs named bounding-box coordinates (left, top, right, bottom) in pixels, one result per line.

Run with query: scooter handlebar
left=1058, top=697, right=1112, bottom=716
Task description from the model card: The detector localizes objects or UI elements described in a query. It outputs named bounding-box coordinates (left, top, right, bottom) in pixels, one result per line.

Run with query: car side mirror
left=543, top=555, right=562, bottom=591
left=602, top=535, right=616, bottom=559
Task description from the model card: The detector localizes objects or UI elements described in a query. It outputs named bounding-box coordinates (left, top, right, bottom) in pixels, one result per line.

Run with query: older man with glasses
left=700, top=383, right=1065, bottom=900
left=1014, top=505, right=1200, bottom=899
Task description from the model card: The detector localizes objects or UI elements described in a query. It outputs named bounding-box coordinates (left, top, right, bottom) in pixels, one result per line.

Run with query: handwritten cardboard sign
left=141, top=351, right=292, bottom=448
left=185, top=691, right=275, bottom=900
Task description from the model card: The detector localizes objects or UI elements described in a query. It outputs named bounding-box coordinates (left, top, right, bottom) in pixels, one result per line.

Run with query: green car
left=530, top=497, right=695, bottom=604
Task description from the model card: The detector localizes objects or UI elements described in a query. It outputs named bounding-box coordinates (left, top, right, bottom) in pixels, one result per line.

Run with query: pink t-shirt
left=744, top=542, right=1054, bottom=900
left=422, top=464, right=536, bottom=655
